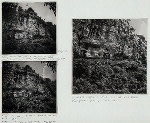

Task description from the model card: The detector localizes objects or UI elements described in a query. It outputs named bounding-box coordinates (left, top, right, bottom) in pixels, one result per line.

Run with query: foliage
left=46, top=22, right=56, bottom=41
left=41, top=61, right=56, bottom=73
left=2, top=62, right=56, bottom=113
left=2, top=2, right=18, bottom=24
left=44, top=2, right=56, bottom=16
left=2, top=3, right=56, bottom=54
left=73, top=19, right=147, bottom=94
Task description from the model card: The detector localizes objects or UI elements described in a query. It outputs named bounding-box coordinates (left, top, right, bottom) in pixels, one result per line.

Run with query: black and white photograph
left=2, top=61, right=56, bottom=113
left=73, top=19, right=147, bottom=94
left=2, top=2, right=56, bottom=54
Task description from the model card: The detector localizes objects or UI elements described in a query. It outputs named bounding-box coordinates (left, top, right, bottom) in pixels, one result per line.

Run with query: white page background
left=1, top=0, right=150, bottom=123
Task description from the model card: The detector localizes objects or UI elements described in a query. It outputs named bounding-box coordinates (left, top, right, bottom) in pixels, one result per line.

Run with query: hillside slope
left=73, top=19, right=147, bottom=94
left=2, top=62, right=56, bottom=113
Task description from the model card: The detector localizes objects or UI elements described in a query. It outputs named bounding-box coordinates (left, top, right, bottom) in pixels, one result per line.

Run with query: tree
left=2, top=2, right=18, bottom=22
left=2, top=62, right=56, bottom=113
left=73, top=19, right=147, bottom=94
left=46, top=22, right=56, bottom=41
left=44, top=2, right=56, bottom=16
left=41, top=61, right=56, bottom=73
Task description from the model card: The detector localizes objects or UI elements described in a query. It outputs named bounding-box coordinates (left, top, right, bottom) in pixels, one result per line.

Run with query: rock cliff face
left=14, top=7, right=47, bottom=39
left=73, top=19, right=147, bottom=94
left=2, top=3, right=56, bottom=54
left=2, top=5, right=54, bottom=40
left=74, top=19, right=147, bottom=61
left=2, top=62, right=56, bottom=113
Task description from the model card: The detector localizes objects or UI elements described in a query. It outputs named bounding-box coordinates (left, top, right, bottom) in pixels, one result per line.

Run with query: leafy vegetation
left=2, top=2, right=56, bottom=54
left=2, top=61, right=56, bottom=113
left=44, top=2, right=56, bottom=16
left=73, top=19, right=147, bottom=94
